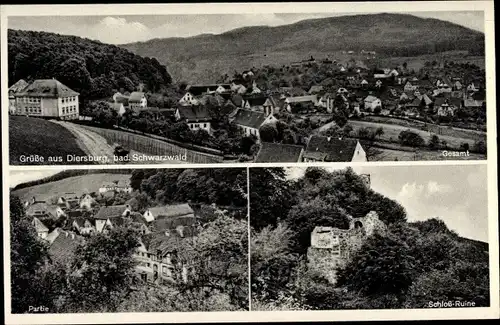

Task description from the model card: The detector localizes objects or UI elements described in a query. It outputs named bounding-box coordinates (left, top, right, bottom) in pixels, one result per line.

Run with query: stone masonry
left=307, top=210, right=387, bottom=284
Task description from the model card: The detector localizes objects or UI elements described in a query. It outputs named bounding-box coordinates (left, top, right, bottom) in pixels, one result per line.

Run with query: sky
left=8, top=11, right=484, bottom=45
left=286, top=164, right=489, bottom=242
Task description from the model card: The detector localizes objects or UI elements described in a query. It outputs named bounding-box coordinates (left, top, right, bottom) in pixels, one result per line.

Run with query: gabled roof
left=304, top=136, right=360, bottom=162
left=177, top=106, right=211, bottom=122
left=147, top=204, right=194, bottom=219
left=48, top=229, right=84, bottom=265
left=32, top=217, right=49, bottom=233
left=9, top=79, right=29, bottom=93
left=244, top=96, right=268, bottom=107
left=115, top=94, right=130, bottom=105
left=232, top=109, right=267, bottom=129
left=129, top=91, right=145, bottom=103
left=130, top=212, right=148, bottom=225
left=26, top=202, right=50, bottom=215
left=15, top=79, right=79, bottom=98
left=151, top=215, right=198, bottom=234
left=94, top=205, right=130, bottom=219
left=255, top=142, right=304, bottom=163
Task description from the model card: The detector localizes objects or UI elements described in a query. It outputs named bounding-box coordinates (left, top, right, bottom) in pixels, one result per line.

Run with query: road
left=52, top=121, right=186, bottom=164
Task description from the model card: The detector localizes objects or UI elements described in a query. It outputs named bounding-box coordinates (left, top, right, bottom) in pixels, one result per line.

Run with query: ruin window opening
left=354, top=221, right=363, bottom=229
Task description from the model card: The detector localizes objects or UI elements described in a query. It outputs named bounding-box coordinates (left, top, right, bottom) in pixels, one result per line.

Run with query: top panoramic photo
left=6, top=9, right=488, bottom=165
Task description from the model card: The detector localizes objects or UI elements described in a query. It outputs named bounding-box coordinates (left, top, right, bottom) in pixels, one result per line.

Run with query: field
left=369, top=146, right=485, bottom=161
left=376, top=51, right=485, bottom=71
left=347, top=120, right=482, bottom=150
left=9, top=116, right=88, bottom=165
left=360, top=116, right=486, bottom=140
left=11, top=173, right=131, bottom=203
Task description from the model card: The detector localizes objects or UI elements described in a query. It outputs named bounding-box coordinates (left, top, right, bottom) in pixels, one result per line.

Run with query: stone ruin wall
left=307, top=211, right=388, bottom=284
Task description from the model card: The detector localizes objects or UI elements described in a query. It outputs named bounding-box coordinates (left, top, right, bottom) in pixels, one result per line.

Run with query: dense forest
left=250, top=167, right=489, bottom=310
left=8, top=29, right=172, bottom=99
left=10, top=168, right=249, bottom=313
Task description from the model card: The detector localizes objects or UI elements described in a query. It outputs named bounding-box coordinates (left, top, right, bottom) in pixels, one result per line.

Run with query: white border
left=2, top=1, right=498, bottom=323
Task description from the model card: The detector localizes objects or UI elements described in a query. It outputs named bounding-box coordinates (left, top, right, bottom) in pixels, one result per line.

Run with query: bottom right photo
left=250, top=164, right=490, bottom=311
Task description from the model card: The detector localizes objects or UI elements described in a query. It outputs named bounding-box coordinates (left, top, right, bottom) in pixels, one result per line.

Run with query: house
left=254, top=142, right=304, bottom=163
left=284, top=95, right=318, bottom=112
left=26, top=201, right=53, bottom=218
left=128, top=92, right=147, bottom=111
left=46, top=229, right=84, bottom=265
left=68, top=217, right=96, bottom=235
left=303, top=136, right=367, bottom=162
left=8, top=79, right=29, bottom=114
left=32, top=217, right=49, bottom=239
left=99, top=180, right=132, bottom=193
left=57, top=192, right=80, bottom=209
left=175, top=106, right=212, bottom=133
left=242, top=95, right=277, bottom=116
left=13, top=78, right=79, bottom=120
left=180, top=84, right=232, bottom=106
left=134, top=231, right=191, bottom=285
left=404, top=81, right=418, bottom=92
left=250, top=81, right=262, bottom=94
left=231, top=109, right=278, bottom=139
left=94, top=204, right=132, bottom=232
left=143, top=204, right=195, bottom=223
left=437, top=102, right=455, bottom=117
left=79, top=193, right=96, bottom=210
left=364, top=95, right=382, bottom=110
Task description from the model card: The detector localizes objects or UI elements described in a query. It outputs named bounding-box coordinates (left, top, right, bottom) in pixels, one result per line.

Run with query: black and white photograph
left=1, top=1, right=499, bottom=324
left=6, top=10, right=488, bottom=165
left=8, top=168, right=249, bottom=313
left=250, top=165, right=490, bottom=310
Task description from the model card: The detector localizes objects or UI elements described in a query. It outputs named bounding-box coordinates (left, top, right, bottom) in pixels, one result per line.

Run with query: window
left=203, top=123, right=207, bottom=128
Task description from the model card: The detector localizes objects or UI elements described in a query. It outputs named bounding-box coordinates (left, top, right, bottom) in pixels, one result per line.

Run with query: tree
left=64, top=226, right=141, bottom=312
left=250, top=168, right=295, bottom=231
left=374, top=127, right=384, bottom=139
left=428, top=134, right=440, bottom=150
left=336, top=234, right=416, bottom=296
left=473, top=140, right=486, bottom=154
left=343, top=124, right=354, bottom=137
left=406, top=260, right=489, bottom=308
left=251, top=223, right=300, bottom=301
left=259, top=124, right=278, bottom=143
left=177, top=212, right=249, bottom=310
left=10, top=196, right=66, bottom=313
left=398, top=129, right=425, bottom=147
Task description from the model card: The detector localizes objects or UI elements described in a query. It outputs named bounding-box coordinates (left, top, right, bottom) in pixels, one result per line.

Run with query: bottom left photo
left=8, top=167, right=249, bottom=313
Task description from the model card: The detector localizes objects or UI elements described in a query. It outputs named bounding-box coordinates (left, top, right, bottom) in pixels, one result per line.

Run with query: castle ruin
left=306, top=174, right=387, bottom=284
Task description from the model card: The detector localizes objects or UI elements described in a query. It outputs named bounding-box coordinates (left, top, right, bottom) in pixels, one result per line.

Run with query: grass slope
left=12, top=173, right=131, bottom=203
left=9, top=116, right=89, bottom=165
left=121, top=13, right=484, bottom=83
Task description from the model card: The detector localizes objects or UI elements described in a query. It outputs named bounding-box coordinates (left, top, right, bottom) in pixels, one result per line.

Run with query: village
left=8, top=51, right=487, bottom=163
left=23, top=177, right=205, bottom=286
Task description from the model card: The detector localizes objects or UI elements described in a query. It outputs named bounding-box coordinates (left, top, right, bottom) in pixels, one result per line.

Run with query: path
left=52, top=120, right=116, bottom=164
left=53, top=121, right=186, bottom=164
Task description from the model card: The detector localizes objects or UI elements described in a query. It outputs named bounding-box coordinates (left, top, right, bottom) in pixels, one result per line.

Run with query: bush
left=398, top=129, right=425, bottom=147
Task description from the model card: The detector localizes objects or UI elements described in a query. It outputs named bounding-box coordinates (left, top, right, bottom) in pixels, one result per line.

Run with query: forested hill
left=8, top=29, right=172, bottom=99
left=121, top=13, right=485, bottom=83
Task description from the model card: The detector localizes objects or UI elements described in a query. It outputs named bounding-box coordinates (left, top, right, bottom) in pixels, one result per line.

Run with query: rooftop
left=304, top=136, right=360, bottom=162
left=15, top=79, right=79, bottom=98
